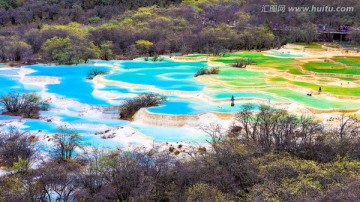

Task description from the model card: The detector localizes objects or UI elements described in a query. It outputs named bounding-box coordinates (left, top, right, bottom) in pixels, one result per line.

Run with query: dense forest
left=0, top=0, right=359, bottom=64
left=0, top=105, right=359, bottom=201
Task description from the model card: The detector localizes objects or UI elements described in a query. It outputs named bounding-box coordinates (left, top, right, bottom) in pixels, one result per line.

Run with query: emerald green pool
left=264, top=89, right=360, bottom=109
left=303, top=62, right=360, bottom=75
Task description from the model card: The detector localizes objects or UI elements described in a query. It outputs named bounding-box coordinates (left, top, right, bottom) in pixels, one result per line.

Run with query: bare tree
left=338, top=114, right=360, bottom=140
left=37, top=160, right=82, bottom=202
left=0, top=91, right=49, bottom=118
left=347, top=28, right=360, bottom=44
left=300, top=23, right=318, bottom=44
left=52, top=126, right=82, bottom=161
left=86, top=69, right=108, bottom=80
left=0, top=127, right=37, bottom=170
left=119, top=93, right=167, bottom=120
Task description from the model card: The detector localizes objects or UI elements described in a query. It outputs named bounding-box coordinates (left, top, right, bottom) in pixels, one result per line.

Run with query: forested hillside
left=0, top=0, right=359, bottom=64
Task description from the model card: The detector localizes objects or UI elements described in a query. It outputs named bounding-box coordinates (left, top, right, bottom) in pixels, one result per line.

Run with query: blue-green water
left=148, top=98, right=245, bottom=115
left=208, top=91, right=288, bottom=103
left=28, top=64, right=112, bottom=106
left=0, top=59, right=317, bottom=147
left=104, top=60, right=206, bottom=92
left=131, top=124, right=208, bottom=143
left=266, top=52, right=305, bottom=58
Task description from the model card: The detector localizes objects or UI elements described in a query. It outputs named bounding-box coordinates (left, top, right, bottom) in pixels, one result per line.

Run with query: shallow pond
left=0, top=58, right=359, bottom=148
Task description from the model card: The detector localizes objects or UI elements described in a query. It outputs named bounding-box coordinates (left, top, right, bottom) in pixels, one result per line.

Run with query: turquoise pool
left=27, top=64, right=112, bottom=106
left=266, top=52, right=305, bottom=58
left=148, top=98, right=246, bottom=115
left=4, top=58, right=354, bottom=148
left=104, top=60, right=206, bottom=92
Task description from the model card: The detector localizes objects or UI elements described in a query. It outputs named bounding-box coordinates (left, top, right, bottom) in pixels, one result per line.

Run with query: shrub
left=52, top=126, right=82, bottom=161
left=207, top=67, right=220, bottom=74
left=86, top=69, right=108, bottom=80
left=152, top=55, right=158, bottom=61
left=194, top=68, right=208, bottom=77
left=348, top=28, right=360, bottom=45
left=232, top=59, right=256, bottom=68
left=119, top=93, right=166, bottom=120
left=151, top=55, right=164, bottom=62
left=169, top=145, right=175, bottom=153
left=0, top=127, right=36, bottom=169
left=185, top=183, right=227, bottom=202
left=0, top=92, right=49, bottom=119
left=87, top=16, right=102, bottom=24
left=194, top=67, right=220, bottom=77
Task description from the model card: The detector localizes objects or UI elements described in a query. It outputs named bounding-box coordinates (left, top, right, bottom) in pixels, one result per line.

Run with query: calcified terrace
left=0, top=43, right=359, bottom=147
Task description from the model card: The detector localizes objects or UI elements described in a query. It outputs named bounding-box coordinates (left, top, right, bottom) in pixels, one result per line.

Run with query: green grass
left=332, top=56, right=360, bottom=67
left=303, top=62, right=360, bottom=75
left=295, top=43, right=323, bottom=49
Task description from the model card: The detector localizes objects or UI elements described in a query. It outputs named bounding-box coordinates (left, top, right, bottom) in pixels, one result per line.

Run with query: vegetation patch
left=194, top=67, right=220, bottom=77
left=144, top=55, right=164, bottom=62
left=86, top=69, right=109, bottom=80
left=119, top=93, right=167, bottom=120
left=0, top=92, right=49, bottom=119
left=87, top=16, right=102, bottom=24
left=232, top=59, right=256, bottom=68
left=1, top=105, right=360, bottom=201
